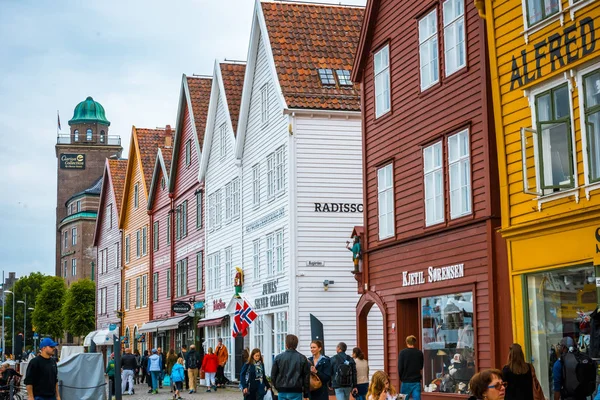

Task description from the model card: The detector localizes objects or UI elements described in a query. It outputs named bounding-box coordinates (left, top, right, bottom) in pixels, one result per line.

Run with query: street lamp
left=28, top=308, right=35, bottom=354
left=17, top=294, right=26, bottom=355
left=4, top=291, right=13, bottom=358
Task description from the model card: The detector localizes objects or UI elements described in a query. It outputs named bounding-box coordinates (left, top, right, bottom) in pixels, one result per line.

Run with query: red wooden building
left=351, top=0, right=512, bottom=396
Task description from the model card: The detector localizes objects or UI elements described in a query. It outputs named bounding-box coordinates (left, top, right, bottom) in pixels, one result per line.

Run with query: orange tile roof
left=186, top=77, right=212, bottom=148
left=136, top=128, right=169, bottom=195
left=107, top=159, right=127, bottom=217
left=220, top=63, right=246, bottom=135
left=261, top=1, right=364, bottom=111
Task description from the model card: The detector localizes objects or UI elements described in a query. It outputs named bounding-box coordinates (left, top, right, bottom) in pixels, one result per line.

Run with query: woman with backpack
left=171, top=357, right=186, bottom=400
left=241, top=348, right=271, bottom=400
left=201, top=347, right=219, bottom=392
left=307, top=340, right=331, bottom=400
left=502, top=343, right=536, bottom=400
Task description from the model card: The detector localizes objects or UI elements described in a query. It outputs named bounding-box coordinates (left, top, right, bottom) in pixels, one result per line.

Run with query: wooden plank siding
left=353, top=0, right=513, bottom=394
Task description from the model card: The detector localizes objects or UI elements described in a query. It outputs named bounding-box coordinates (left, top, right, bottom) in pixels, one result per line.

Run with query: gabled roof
left=261, top=1, right=363, bottom=111
left=198, top=61, right=246, bottom=182
left=169, top=75, right=212, bottom=192
left=119, top=126, right=168, bottom=228
left=147, top=146, right=174, bottom=210
left=66, top=176, right=103, bottom=205
left=351, top=0, right=378, bottom=83
left=93, top=158, right=127, bottom=247
left=219, top=63, right=246, bottom=134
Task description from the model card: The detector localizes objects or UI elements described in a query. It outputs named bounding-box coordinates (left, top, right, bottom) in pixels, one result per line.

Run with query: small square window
left=336, top=70, right=352, bottom=86
left=318, top=69, right=336, bottom=85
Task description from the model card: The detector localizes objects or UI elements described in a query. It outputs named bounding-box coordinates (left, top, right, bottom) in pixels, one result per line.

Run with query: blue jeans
left=335, top=387, right=352, bottom=400
left=400, top=382, right=421, bottom=400
left=278, top=392, right=303, bottom=400
left=151, top=370, right=161, bottom=390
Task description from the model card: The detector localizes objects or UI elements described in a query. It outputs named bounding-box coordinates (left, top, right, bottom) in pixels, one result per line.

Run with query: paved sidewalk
left=116, top=383, right=242, bottom=400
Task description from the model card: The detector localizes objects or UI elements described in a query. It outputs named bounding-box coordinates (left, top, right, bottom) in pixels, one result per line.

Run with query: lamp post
left=17, top=294, right=26, bottom=354
left=4, top=291, right=13, bottom=358
left=28, top=308, right=34, bottom=354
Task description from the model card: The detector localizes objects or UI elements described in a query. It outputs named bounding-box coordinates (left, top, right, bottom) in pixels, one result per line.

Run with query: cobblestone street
left=121, top=384, right=242, bottom=400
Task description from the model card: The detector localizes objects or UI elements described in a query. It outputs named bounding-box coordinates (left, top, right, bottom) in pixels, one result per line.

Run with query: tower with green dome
left=55, top=96, right=123, bottom=279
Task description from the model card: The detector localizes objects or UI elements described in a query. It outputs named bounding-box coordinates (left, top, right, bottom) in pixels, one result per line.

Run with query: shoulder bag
left=531, top=363, right=545, bottom=400
left=310, top=358, right=322, bottom=391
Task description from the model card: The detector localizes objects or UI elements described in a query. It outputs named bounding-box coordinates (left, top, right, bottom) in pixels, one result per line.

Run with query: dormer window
left=161, top=177, right=165, bottom=190
left=100, top=130, right=105, bottom=143
left=74, top=130, right=79, bottom=142
left=318, top=69, right=336, bottom=85
left=336, top=70, right=352, bottom=86
left=86, top=128, right=93, bottom=141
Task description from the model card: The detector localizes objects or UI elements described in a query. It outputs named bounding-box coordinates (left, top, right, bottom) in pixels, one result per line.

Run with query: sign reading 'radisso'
left=60, top=153, right=86, bottom=169
left=510, top=16, right=596, bottom=90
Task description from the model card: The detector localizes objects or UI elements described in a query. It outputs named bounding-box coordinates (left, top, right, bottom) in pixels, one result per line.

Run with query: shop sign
left=595, top=227, right=600, bottom=253
left=314, top=203, right=363, bottom=213
left=255, top=279, right=289, bottom=309
left=510, top=16, right=596, bottom=90
left=194, top=301, right=205, bottom=310
left=109, top=323, right=117, bottom=331
left=213, top=299, right=226, bottom=311
left=60, top=153, right=86, bottom=169
left=306, top=261, right=325, bottom=267
left=402, top=263, right=465, bottom=287
left=246, top=208, right=285, bottom=233
left=172, top=302, right=192, bottom=314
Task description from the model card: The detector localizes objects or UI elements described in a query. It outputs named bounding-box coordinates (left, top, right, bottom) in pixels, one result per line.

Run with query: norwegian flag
left=232, top=301, right=244, bottom=337
left=241, top=300, right=258, bottom=326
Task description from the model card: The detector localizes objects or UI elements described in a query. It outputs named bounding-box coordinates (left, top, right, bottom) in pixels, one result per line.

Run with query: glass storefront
left=527, top=265, right=597, bottom=399
left=421, top=291, right=475, bottom=395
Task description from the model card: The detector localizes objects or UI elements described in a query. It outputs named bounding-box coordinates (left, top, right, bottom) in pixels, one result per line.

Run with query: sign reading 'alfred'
left=60, top=153, right=86, bottom=170
left=510, top=17, right=596, bottom=90
left=402, top=263, right=465, bottom=287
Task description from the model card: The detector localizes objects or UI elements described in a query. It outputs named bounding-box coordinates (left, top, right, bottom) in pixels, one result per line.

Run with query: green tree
left=3, top=272, right=50, bottom=352
left=62, top=279, right=95, bottom=338
left=32, top=277, right=66, bottom=339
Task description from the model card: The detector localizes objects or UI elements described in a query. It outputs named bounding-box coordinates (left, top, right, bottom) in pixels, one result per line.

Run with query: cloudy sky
left=0, top=0, right=366, bottom=278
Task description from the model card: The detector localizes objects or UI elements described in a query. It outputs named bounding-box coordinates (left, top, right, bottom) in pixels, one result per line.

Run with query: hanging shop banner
left=172, top=302, right=192, bottom=314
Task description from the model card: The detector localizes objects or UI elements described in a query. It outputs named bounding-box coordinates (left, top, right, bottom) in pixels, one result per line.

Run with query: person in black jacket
left=307, top=340, right=331, bottom=400
left=271, top=334, right=310, bottom=400
left=397, top=335, right=424, bottom=400
left=330, top=342, right=357, bottom=400
left=242, top=348, right=271, bottom=400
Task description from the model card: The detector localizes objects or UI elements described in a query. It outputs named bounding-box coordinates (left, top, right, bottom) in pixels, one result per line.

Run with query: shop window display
left=421, top=292, right=475, bottom=395
left=527, top=265, right=597, bottom=399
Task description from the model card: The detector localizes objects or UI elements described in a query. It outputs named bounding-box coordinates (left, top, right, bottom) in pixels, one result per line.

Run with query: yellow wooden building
left=482, top=0, right=600, bottom=396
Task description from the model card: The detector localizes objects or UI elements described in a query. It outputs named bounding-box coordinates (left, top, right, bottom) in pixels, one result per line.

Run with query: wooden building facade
left=352, top=0, right=512, bottom=396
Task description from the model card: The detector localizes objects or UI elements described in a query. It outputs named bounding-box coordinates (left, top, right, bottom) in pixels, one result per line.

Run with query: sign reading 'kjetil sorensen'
left=402, top=263, right=465, bottom=287
left=60, top=153, right=86, bottom=169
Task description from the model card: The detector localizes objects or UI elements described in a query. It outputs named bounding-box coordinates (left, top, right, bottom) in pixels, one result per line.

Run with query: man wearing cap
left=24, top=337, right=60, bottom=400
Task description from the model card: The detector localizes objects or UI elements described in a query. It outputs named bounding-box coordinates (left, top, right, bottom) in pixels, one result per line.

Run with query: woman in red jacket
left=201, top=347, right=219, bottom=392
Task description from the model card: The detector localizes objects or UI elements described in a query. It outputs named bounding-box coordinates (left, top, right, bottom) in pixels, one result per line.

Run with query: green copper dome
left=68, top=96, right=110, bottom=126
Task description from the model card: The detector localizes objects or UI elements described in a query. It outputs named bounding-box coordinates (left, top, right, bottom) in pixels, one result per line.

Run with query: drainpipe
left=169, top=193, right=176, bottom=318
left=148, top=210, right=154, bottom=328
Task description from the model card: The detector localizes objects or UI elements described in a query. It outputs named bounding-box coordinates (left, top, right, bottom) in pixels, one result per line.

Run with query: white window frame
left=576, top=63, right=600, bottom=199
left=166, top=269, right=171, bottom=298
left=125, top=235, right=130, bottom=263
left=225, top=182, right=232, bottom=222
left=374, top=45, right=391, bottom=118
left=276, top=229, right=284, bottom=273
left=135, top=277, right=141, bottom=308
left=86, top=128, right=93, bottom=141
left=142, top=274, right=147, bottom=307
left=448, top=129, right=472, bottom=218
left=275, top=311, right=288, bottom=355
left=253, top=239, right=261, bottom=280
left=261, top=84, right=269, bottom=125
left=176, top=258, right=188, bottom=297
left=225, top=247, right=233, bottom=290
left=125, top=280, right=130, bottom=311
left=71, top=258, right=77, bottom=276
left=232, top=178, right=240, bottom=219
left=266, top=233, right=275, bottom=276
left=153, top=221, right=159, bottom=251
left=377, top=164, right=395, bottom=239
left=63, top=231, right=68, bottom=249
left=153, top=272, right=159, bottom=302
left=136, top=230, right=141, bottom=258
left=142, top=226, right=147, bottom=256
left=76, top=200, right=81, bottom=212
left=252, top=164, right=261, bottom=207
left=267, top=153, right=276, bottom=198
left=443, top=0, right=466, bottom=76
left=419, top=9, right=439, bottom=91
left=134, top=183, right=139, bottom=209
left=185, top=139, right=191, bottom=166
left=252, top=315, right=264, bottom=352
left=72, top=227, right=77, bottom=245
left=196, top=191, right=203, bottom=229
left=276, top=147, right=285, bottom=194
left=521, top=0, right=564, bottom=43
left=196, top=251, right=203, bottom=292
left=424, top=141, right=445, bottom=226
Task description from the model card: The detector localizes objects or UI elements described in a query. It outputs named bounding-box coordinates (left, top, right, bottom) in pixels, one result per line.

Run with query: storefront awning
left=197, top=315, right=228, bottom=328
left=157, top=315, right=190, bottom=332
left=139, top=320, right=164, bottom=333
left=83, top=331, right=97, bottom=347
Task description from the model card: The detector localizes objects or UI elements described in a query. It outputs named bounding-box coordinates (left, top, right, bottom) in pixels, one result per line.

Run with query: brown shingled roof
left=107, top=159, right=127, bottom=217
left=220, top=63, right=246, bottom=135
left=261, top=1, right=364, bottom=111
left=186, top=77, right=212, bottom=148
left=137, top=128, right=168, bottom=195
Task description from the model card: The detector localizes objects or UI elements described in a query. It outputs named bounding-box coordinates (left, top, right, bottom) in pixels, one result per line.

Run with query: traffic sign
left=33, top=333, right=39, bottom=339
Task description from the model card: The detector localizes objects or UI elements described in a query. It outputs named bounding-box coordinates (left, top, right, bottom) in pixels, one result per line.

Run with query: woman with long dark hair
left=352, top=347, right=369, bottom=400
left=502, top=344, right=534, bottom=400
left=307, top=340, right=331, bottom=400
left=241, top=348, right=271, bottom=400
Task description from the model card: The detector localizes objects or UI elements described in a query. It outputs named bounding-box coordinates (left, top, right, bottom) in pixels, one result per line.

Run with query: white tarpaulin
left=58, top=353, right=105, bottom=400
left=60, top=346, right=84, bottom=361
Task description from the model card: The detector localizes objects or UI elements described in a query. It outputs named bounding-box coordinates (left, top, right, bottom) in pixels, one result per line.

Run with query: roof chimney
left=165, top=125, right=172, bottom=148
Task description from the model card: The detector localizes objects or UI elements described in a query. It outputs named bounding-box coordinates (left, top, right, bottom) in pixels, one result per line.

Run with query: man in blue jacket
left=148, top=349, right=162, bottom=394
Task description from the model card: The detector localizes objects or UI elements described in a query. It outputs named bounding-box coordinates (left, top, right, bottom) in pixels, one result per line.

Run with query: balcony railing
left=57, top=134, right=121, bottom=146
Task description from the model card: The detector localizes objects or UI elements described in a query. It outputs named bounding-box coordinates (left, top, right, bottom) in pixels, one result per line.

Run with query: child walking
left=171, top=357, right=186, bottom=400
